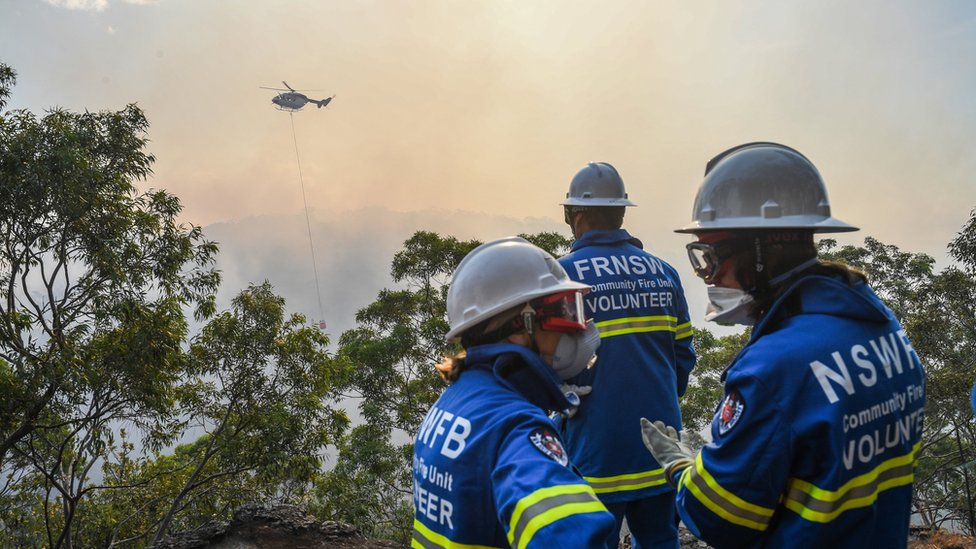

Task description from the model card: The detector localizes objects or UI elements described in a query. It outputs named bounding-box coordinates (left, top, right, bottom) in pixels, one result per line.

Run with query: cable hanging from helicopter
left=261, top=81, right=335, bottom=330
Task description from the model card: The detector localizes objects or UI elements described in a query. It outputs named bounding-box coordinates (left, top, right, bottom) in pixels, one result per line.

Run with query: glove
left=560, top=384, right=592, bottom=418
left=640, top=418, right=694, bottom=486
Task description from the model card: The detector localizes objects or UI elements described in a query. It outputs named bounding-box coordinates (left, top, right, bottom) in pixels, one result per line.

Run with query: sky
left=3, top=0, right=976, bottom=334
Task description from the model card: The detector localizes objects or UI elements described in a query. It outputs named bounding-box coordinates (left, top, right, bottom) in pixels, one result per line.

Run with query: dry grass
left=909, top=529, right=976, bottom=549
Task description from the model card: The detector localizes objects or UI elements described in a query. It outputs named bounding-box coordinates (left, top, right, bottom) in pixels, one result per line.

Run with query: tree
left=315, top=230, right=570, bottom=543
left=0, top=64, right=14, bottom=110
left=0, top=62, right=219, bottom=547
left=908, top=210, right=976, bottom=534
left=147, top=282, right=350, bottom=544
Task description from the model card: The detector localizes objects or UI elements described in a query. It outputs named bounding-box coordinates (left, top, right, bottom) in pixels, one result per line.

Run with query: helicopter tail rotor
left=314, top=95, right=335, bottom=109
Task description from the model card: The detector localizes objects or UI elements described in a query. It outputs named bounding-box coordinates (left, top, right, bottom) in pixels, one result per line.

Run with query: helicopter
left=260, top=81, right=334, bottom=111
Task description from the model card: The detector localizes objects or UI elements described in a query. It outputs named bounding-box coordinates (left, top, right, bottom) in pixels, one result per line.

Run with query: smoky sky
left=4, top=0, right=976, bottom=270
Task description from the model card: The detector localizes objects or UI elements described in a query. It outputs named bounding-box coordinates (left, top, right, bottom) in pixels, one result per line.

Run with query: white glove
left=560, top=384, right=592, bottom=418
left=640, top=418, right=694, bottom=486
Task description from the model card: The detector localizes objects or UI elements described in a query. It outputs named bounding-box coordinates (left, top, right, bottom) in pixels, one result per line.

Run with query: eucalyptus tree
left=0, top=63, right=219, bottom=547
left=147, top=282, right=350, bottom=545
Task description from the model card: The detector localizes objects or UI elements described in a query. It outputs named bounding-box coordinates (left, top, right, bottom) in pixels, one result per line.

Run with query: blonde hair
left=437, top=304, right=530, bottom=383
left=435, top=352, right=465, bottom=383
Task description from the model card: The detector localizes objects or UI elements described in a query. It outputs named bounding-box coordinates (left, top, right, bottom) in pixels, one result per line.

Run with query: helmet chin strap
left=520, top=303, right=553, bottom=360
left=751, top=234, right=769, bottom=296
left=565, top=207, right=584, bottom=239
left=520, top=304, right=542, bottom=353
left=746, top=233, right=819, bottom=297
left=520, top=303, right=536, bottom=336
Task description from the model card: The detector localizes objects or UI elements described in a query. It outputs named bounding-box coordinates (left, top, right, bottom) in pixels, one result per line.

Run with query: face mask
left=549, top=321, right=601, bottom=380
left=704, top=286, right=757, bottom=326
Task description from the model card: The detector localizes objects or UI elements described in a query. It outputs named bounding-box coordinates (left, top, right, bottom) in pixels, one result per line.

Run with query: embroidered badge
left=529, top=427, right=569, bottom=466
left=718, top=390, right=745, bottom=435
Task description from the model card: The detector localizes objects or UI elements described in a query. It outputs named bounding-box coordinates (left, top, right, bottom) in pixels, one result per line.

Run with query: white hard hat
left=561, top=162, right=637, bottom=207
left=676, top=142, right=857, bottom=234
left=445, top=237, right=590, bottom=342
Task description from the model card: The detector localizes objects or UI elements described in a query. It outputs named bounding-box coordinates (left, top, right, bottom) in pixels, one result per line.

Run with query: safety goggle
left=686, top=239, right=744, bottom=281
left=533, top=290, right=588, bottom=333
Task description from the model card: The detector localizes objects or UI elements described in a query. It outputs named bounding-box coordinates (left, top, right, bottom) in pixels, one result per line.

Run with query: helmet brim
left=560, top=198, right=637, bottom=207
left=675, top=216, right=859, bottom=234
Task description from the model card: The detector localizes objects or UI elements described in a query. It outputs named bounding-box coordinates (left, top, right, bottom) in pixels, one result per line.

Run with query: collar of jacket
left=720, top=274, right=896, bottom=381
left=465, top=343, right=572, bottom=413
left=570, top=229, right=644, bottom=252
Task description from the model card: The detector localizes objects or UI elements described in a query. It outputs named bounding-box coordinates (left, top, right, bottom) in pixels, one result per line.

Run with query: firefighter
left=641, top=142, right=926, bottom=548
left=412, top=237, right=614, bottom=548
left=558, top=162, right=695, bottom=549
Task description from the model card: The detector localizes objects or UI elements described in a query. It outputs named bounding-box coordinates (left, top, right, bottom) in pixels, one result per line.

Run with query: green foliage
left=817, top=237, right=936, bottom=320
left=519, top=231, right=573, bottom=257
left=909, top=210, right=976, bottom=534
left=0, top=74, right=221, bottom=454
left=0, top=63, right=350, bottom=547
left=311, top=424, right=414, bottom=545
left=949, top=209, right=976, bottom=270
left=0, top=61, right=220, bottom=547
left=146, top=281, right=351, bottom=544
left=0, top=64, right=13, bottom=110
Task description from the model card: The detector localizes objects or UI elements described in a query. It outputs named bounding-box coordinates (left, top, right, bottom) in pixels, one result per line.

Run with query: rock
left=151, top=504, right=401, bottom=549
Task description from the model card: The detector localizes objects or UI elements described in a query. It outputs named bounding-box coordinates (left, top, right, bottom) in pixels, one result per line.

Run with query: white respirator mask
left=549, top=321, right=601, bottom=380
left=704, top=287, right=756, bottom=326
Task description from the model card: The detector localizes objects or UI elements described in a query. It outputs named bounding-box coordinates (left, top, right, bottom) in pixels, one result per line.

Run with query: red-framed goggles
left=686, top=239, right=745, bottom=281
left=532, top=290, right=588, bottom=333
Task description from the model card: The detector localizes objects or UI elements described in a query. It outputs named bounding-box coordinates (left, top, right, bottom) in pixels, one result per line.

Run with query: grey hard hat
left=561, top=162, right=637, bottom=207
left=445, top=237, right=590, bottom=342
left=675, top=142, right=858, bottom=234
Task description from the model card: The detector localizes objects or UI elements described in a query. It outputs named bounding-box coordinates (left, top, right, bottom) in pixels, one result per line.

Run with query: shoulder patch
left=717, top=390, right=745, bottom=435
left=529, top=427, right=569, bottom=466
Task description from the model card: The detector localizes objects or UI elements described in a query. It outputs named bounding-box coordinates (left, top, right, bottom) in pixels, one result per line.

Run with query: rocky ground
left=150, top=504, right=400, bottom=549
left=153, top=504, right=976, bottom=548
left=908, top=528, right=976, bottom=549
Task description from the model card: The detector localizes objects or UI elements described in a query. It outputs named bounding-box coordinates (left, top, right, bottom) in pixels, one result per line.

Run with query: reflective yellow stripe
left=784, top=441, right=920, bottom=523
left=676, top=464, right=692, bottom=490
left=595, top=315, right=688, bottom=338
left=684, top=453, right=775, bottom=531
left=508, top=484, right=605, bottom=549
left=515, top=499, right=607, bottom=549
left=584, top=468, right=667, bottom=494
left=412, top=519, right=502, bottom=549
left=675, top=321, right=693, bottom=340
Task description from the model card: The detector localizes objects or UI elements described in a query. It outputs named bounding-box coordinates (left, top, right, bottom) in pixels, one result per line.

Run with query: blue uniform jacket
left=412, top=343, right=614, bottom=548
left=675, top=274, right=925, bottom=548
left=557, top=229, right=695, bottom=503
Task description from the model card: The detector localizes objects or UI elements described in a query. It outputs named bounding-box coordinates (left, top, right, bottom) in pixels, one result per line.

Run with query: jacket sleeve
left=675, top=374, right=789, bottom=548
left=491, top=417, right=613, bottom=549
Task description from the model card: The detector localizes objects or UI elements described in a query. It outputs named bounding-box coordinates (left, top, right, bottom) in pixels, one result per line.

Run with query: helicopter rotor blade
left=259, top=86, right=289, bottom=91
left=282, top=81, right=295, bottom=91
